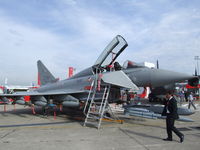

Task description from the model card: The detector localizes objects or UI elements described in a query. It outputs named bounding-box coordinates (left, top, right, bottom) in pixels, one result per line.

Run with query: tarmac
left=0, top=102, right=200, bottom=150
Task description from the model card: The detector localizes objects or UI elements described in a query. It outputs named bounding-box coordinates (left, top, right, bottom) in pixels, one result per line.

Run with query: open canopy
left=94, top=35, right=128, bottom=68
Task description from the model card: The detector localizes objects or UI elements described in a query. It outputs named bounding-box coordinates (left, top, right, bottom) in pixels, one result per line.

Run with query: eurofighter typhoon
left=0, top=35, right=198, bottom=109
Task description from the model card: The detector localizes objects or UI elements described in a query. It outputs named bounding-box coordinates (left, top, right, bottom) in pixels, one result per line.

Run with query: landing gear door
left=93, top=35, right=128, bottom=69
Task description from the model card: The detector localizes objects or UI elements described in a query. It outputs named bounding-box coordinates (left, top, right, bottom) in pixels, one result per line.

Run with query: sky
left=0, top=0, right=200, bottom=85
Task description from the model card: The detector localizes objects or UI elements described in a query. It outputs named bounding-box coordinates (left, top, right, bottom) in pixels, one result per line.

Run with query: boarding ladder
left=83, top=68, right=112, bottom=129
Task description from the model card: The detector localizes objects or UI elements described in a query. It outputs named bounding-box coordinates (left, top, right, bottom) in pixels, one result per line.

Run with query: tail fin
left=37, top=60, right=57, bottom=86
left=156, top=60, right=159, bottom=69
left=195, top=67, right=197, bottom=76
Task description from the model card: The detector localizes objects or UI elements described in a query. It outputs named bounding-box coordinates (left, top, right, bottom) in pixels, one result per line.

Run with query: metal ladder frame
left=97, top=85, right=110, bottom=129
left=83, top=68, right=100, bottom=127
left=83, top=66, right=122, bottom=129
left=83, top=67, right=112, bottom=129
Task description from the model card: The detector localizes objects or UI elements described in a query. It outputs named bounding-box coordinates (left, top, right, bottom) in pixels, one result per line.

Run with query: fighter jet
left=0, top=35, right=199, bottom=109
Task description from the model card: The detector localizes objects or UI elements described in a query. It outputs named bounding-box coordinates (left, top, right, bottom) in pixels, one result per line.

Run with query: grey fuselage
left=34, top=66, right=196, bottom=102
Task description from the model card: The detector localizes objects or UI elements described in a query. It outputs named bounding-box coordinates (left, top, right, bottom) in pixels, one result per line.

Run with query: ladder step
left=87, top=116, right=100, bottom=120
left=84, top=121, right=98, bottom=127
left=88, top=112, right=101, bottom=116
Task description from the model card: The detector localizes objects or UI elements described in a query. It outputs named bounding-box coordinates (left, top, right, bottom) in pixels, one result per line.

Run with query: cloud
left=0, top=14, right=72, bottom=85
left=129, top=8, right=200, bottom=73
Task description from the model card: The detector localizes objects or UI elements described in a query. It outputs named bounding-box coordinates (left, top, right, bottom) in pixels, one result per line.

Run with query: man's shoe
left=163, top=138, right=172, bottom=141
left=180, top=135, right=184, bottom=143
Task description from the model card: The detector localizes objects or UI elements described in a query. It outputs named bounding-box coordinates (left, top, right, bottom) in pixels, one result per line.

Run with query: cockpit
left=122, top=60, right=146, bottom=69
left=93, top=35, right=128, bottom=73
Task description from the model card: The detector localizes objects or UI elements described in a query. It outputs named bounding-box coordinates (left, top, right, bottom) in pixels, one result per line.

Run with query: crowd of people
left=176, top=89, right=197, bottom=110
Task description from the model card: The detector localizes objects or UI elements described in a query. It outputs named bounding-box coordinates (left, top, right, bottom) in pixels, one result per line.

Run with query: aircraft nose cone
left=150, top=69, right=194, bottom=87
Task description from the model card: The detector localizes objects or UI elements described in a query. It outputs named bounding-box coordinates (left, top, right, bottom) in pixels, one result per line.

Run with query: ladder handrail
left=98, top=86, right=108, bottom=114
left=83, top=68, right=100, bottom=127
left=97, top=85, right=110, bottom=129
left=83, top=67, right=99, bottom=115
left=83, top=80, right=94, bottom=115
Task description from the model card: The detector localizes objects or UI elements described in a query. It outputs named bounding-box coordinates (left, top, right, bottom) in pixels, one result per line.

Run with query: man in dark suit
left=162, top=92, right=184, bottom=143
